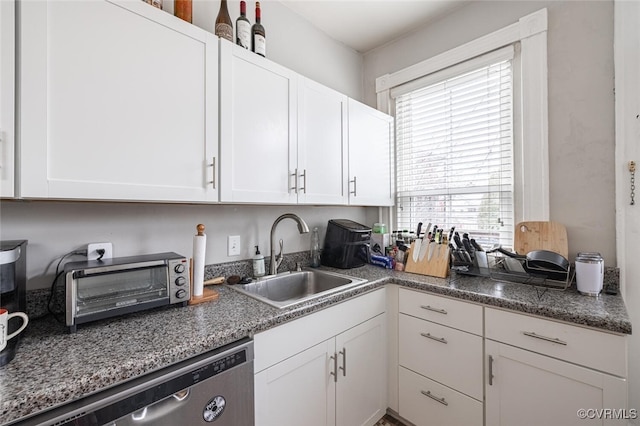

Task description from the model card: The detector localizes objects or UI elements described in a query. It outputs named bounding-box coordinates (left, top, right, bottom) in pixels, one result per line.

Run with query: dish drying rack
left=450, top=250, right=574, bottom=294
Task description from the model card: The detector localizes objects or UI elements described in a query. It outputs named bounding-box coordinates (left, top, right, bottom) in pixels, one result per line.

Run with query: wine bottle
left=174, top=0, right=192, bottom=23
left=215, top=0, right=233, bottom=42
left=236, top=1, right=251, bottom=49
left=251, top=2, right=266, bottom=57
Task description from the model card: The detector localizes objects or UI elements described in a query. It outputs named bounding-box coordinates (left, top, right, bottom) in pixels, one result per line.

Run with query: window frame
left=376, top=8, right=549, bottom=233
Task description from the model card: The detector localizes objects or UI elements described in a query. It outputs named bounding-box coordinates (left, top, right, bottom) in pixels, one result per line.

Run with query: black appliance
left=321, top=219, right=371, bottom=269
left=0, top=240, right=28, bottom=367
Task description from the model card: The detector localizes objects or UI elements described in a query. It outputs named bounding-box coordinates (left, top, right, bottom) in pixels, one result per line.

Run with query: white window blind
left=394, top=48, right=515, bottom=247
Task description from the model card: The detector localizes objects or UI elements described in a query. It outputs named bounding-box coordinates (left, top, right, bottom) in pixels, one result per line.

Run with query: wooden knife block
left=405, top=241, right=450, bottom=278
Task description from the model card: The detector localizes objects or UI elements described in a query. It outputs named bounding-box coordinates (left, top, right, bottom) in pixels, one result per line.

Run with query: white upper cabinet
left=297, top=77, right=349, bottom=205
left=19, top=0, right=218, bottom=202
left=0, top=0, right=15, bottom=198
left=348, top=99, right=394, bottom=206
left=219, top=41, right=297, bottom=204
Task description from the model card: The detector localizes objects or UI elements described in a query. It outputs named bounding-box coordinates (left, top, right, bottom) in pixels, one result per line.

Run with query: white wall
left=615, top=0, right=640, bottom=422
left=0, top=0, right=372, bottom=290
left=0, top=201, right=377, bottom=290
left=179, top=0, right=364, bottom=99
left=363, top=0, right=617, bottom=265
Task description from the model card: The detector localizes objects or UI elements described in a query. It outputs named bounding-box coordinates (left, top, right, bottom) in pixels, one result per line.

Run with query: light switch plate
left=228, top=235, right=241, bottom=256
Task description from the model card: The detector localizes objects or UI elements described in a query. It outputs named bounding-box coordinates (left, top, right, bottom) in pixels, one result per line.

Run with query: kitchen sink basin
left=227, top=269, right=368, bottom=309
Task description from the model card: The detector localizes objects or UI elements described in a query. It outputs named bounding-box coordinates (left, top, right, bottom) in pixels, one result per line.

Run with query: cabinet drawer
left=255, top=288, right=385, bottom=373
left=485, top=308, right=627, bottom=377
left=399, top=367, right=483, bottom=426
left=399, top=313, right=483, bottom=400
left=399, top=288, right=482, bottom=335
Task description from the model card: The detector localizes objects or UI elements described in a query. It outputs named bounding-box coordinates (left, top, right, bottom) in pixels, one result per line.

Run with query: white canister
left=575, top=252, right=604, bottom=296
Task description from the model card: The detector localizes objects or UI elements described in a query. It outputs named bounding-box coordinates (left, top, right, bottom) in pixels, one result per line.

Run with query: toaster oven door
left=73, top=265, right=170, bottom=324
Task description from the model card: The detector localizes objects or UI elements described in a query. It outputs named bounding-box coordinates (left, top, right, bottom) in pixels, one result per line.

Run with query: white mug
left=0, top=308, right=29, bottom=351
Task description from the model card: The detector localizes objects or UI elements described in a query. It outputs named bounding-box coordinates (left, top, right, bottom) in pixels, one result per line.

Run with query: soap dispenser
left=253, top=245, right=266, bottom=277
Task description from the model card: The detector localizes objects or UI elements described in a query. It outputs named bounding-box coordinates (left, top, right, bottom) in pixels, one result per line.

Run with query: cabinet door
left=19, top=0, right=218, bottom=202
left=336, top=314, right=386, bottom=426
left=297, top=77, right=348, bottom=205
left=255, top=339, right=336, bottom=426
left=0, top=0, right=15, bottom=197
left=486, top=340, right=627, bottom=426
left=347, top=99, right=394, bottom=206
left=219, top=42, right=297, bottom=204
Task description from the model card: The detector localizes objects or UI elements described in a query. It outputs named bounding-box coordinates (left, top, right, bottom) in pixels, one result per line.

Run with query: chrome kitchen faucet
left=269, top=213, right=310, bottom=275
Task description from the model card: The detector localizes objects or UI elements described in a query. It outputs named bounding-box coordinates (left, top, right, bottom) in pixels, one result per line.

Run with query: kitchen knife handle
left=488, top=355, right=495, bottom=386
left=350, top=176, right=357, bottom=196
left=299, top=169, right=307, bottom=194
left=339, top=348, right=347, bottom=376
left=330, top=353, right=338, bottom=382
left=290, top=169, right=298, bottom=194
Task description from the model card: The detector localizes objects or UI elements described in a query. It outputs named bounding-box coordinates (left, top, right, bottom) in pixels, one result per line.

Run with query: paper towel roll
left=192, top=224, right=206, bottom=297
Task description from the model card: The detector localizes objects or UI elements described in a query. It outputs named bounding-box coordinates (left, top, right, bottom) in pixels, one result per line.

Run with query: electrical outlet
left=228, top=235, right=241, bottom=256
left=87, top=242, right=113, bottom=261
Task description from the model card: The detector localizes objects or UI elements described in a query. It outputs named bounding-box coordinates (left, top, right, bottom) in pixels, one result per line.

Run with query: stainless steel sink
left=227, top=269, right=368, bottom=309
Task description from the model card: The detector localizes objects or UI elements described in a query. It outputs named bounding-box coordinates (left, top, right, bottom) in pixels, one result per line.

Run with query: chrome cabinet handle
left=420, top=332, right=448, bottom=344
left=421, top=390, right=448, bottom=406
left=329, top=353, right=338, bottom=382
left=290, top=169, right=298, bottom=194
left=339, top=348, right=346, bottom=377
left=522, top=331, right=567, bottom=346
left=299, top=169, right=307, bottom=194
left=420, top=305, right=448, bottom=315
left=349, top=176, right=357, bottom=196
left=210, top=157, right=216, bottom=189
left=488, top=355, right=494, bottom=386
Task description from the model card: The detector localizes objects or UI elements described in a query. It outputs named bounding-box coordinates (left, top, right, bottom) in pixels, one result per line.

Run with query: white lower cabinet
left=254, top=289, right=386, bottom=426
left=397, top=289, right=483, bottom=426
left=485, top=308, right=628, bottom=426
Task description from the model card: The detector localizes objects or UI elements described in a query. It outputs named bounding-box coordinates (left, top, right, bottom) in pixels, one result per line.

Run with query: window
left=393, top=48, right=515, bottom=246
left=375, top=8, right=549, bottom=248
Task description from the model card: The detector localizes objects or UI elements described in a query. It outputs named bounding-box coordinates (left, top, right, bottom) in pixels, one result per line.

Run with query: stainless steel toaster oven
left=64, top=252, right=189, bottom=332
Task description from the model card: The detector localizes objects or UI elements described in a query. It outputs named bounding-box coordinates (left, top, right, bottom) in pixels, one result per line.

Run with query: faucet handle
left=295, top=262, right=302, bottom=272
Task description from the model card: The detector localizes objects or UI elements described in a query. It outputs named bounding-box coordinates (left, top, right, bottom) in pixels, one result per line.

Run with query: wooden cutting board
left=514, top=221, right=568, bottom=259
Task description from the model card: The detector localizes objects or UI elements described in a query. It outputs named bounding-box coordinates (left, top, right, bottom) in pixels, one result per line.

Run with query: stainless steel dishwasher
left=17, top=338, right=254, bottom=426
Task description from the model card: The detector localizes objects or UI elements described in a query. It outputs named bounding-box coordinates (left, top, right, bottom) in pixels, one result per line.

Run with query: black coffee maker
left=0, top=240, right=28, bottom=367
left=321, top=220, right=371, bottom=269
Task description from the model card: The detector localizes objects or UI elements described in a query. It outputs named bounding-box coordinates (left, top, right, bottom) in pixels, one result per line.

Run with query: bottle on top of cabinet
left=236, top=1, right=251, bottom=49
left=251, top=1, right=266, bottom=56
left=215, top=0, right=233, bottom=42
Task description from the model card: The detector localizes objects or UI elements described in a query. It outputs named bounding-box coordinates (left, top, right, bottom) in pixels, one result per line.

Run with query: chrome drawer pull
left=339, top=348, right=346, bottom=377
left=488, top=355, right=494, bottom=386
left=329, top=353, right=338, bottom=382
left=420, top=305, right=447, bottom=315
left=210, top=157, right=216, bottom=189
left=421, top=390, right=449, bottom=406
left=420, top=332, right=448, bottom=344
left=522, top=331, right=567, bottom=346
left=290, top=169, right=299, bottom=194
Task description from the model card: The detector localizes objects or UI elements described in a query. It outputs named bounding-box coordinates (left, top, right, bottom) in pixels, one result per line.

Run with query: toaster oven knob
left=174, top=264, right=186, bottom=274
left=175, top=289, right=187, bottom=299
left=175, top=276, right=186, bottom=286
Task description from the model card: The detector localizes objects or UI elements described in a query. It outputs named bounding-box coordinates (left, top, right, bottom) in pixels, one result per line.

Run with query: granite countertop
left=0, top=265, right=632, bottom=425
